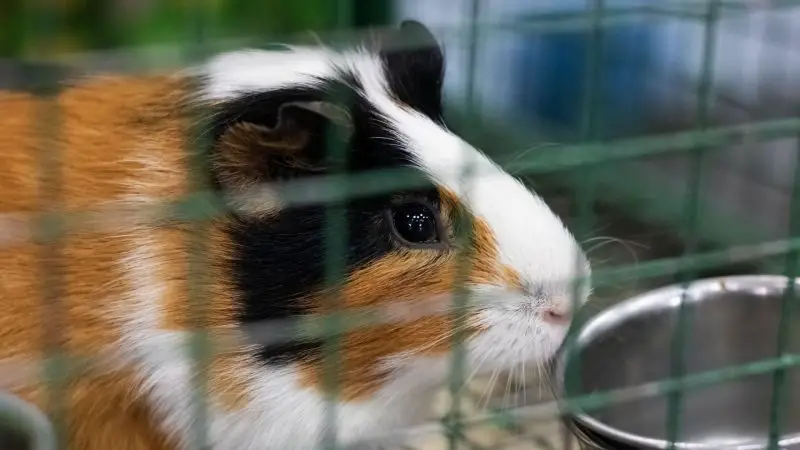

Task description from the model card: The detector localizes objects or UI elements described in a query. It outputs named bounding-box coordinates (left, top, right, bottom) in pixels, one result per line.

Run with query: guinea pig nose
left=540, top=306, right=572, bottom=325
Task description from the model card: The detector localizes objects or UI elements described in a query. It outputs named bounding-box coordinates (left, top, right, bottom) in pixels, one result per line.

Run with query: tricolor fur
left=0, top=22, right=591, bottom=450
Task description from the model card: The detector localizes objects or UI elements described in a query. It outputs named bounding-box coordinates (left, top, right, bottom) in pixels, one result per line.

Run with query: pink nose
left=541, top=307, right=572, bottom=325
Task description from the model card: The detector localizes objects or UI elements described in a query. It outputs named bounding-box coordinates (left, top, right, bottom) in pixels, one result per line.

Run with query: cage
left=1, top=0, right=800, bottom=449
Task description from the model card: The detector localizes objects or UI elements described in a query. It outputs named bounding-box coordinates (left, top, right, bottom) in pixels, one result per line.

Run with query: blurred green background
left=0, top=0, right=390, bottom=57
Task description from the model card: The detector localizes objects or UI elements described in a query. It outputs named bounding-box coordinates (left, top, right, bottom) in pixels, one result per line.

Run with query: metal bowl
left=554, top=275, right=800, bottom=449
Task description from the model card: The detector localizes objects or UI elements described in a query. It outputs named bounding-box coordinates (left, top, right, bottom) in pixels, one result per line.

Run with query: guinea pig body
left=0, top=22, right=590, bottom=450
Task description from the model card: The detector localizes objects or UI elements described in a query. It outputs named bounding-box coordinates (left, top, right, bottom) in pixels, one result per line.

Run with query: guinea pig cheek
left=295, top=232, right=511, bottom=401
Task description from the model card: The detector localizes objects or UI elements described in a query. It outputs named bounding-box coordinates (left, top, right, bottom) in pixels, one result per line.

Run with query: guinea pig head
left=200, top=20, right=591, bottom=436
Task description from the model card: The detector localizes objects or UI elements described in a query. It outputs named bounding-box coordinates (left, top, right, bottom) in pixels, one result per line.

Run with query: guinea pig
left=0, top=21, right=591, bottom=450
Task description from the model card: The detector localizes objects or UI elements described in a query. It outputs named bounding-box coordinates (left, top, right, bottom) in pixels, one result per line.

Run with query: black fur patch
left=378, top=20, right=445, bottom=122
left=206, top=23, right=448, bottom=365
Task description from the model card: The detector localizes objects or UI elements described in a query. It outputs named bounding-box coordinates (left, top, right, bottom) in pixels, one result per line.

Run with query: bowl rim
left=0, top=391, right=56, bottom=450
left=553, top=274, right=800, bottom=450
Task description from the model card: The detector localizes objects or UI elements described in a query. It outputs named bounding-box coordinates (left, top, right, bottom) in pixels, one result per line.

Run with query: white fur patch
left=198, top=48, right=337, bottom=102
left=115, top=44, right=592, bottom=450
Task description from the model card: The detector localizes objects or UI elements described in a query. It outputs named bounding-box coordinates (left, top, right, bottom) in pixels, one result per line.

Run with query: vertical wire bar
left=320, top=97, right=347, bottom=450
left=463, top=0, right=481, bottom=114
left=765, top=133, right=800, bottom=449
left=24, top=3, right=68, bottom=447
left=183, top=1, right=213, bottom=448
left=320, top=2, right=354, bottom=449
left=753, top=7, right=769, bottom=108
left=563, top=0, right=604, bottom=436
left=446, top=2, right=481, bottom=449
left=34, top=63, right=67, bottom=450
left=579, top=0, right=605, bottom=146
left=665, top=1, right=719, bottom=448
left=752, top=6, right=769, bottom=110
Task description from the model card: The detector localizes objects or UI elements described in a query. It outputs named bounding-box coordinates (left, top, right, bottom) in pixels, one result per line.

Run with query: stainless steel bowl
left=554, top=275, right=800, bottom=449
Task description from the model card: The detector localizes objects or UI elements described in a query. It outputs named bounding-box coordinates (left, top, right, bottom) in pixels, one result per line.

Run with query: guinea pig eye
left=388, top=202, right=443, bottom=247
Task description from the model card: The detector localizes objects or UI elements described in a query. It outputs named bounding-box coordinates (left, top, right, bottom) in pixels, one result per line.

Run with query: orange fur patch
left=0, top=74, right=249, bottom=447
left=13, top=371, right=180, bottom=450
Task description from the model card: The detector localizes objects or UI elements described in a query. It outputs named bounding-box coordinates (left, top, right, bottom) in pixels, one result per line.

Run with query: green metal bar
left=666, top=1, right=720, bottom=447
left=5, top=115, right=799, bottom=240
left=182, top=2, right=215, bottom=449
left=486, top=117, right=800, bottom=178
left=318, top=2, right=356, bottom=449
left=320, top=108, right=348, bottom=450
left=512, top=351, right=800, bottom=429
left=563, top=0, right=605, bottom=440
left=34, top=86, right=67, bottom=450
left=446, top=2, right=483, bottom=448
left=579, top=0, right=604, bottom=146
left=202, top=236, right=800, bottom=347
left=22, top=4, right=69, bottom=447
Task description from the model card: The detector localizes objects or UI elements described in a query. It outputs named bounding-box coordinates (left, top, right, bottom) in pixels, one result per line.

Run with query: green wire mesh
left=3, top=0, right=800, bottom=449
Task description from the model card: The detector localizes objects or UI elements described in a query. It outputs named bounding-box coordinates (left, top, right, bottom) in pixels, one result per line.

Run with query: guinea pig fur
left=0, top=21, right=591, bottom=450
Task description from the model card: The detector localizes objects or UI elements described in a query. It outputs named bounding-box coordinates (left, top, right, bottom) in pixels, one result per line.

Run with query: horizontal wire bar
left=0, top=229, right=794, bottom=384
left=0, top=236, right=795, bottom=390
left=12, top=0, right=800, bottom=77
left=0, top=116, right=796, bottom=248
left=5, top=346, right=798, bottom=450
left=3, top=320, right=798, bottom=448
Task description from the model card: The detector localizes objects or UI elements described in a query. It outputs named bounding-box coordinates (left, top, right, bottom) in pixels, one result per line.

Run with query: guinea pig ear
left=376, top=20, right=444, bottom=118
left=209, top=98, right=353, bottom=201
left=397, top=20, right=441, bottom=52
